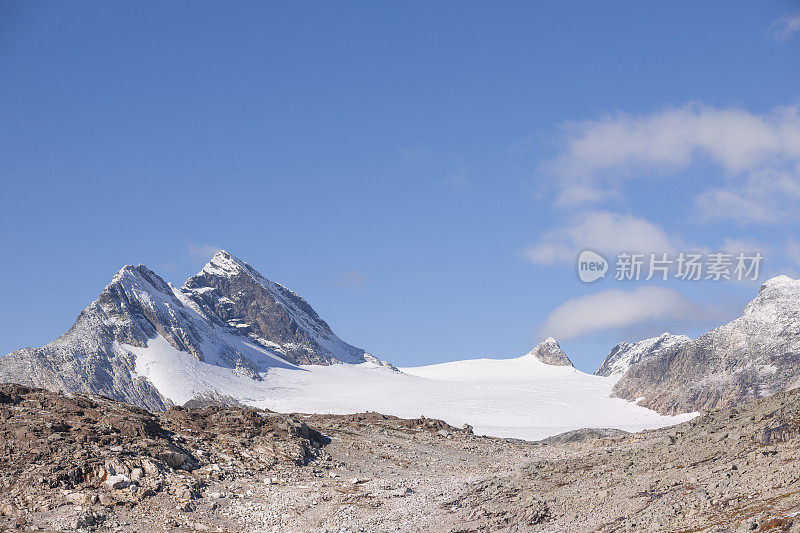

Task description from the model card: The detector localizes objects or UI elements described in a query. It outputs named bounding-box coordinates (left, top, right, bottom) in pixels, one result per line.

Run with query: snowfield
left=129, top=335, right=695, bottom=441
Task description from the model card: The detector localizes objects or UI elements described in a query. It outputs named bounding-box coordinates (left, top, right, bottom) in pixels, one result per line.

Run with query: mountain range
left=0, top=251, right=692, bottom=439
left=2, top=250, right=799, bottom=435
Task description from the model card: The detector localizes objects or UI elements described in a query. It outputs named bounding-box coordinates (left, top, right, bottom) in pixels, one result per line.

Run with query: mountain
left=594, top=333, right=691, bottom=377
left=180, top=251, right=379, bottom=366
left=0, top=251, right=385, bottom=410
left=524, top=337, right=573, bottom=367
left=612, top=275, right=800, bottom=414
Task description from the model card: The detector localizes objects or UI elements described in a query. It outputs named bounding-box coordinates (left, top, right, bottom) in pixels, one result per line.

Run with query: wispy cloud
left=545, top=103, right=800, bottom=224
left=786, top=239, right=800, bottom=267
left=694, top=165, right=800, bottom=225
left=523, top=210, right=683, bottom=265
left=336, top=270, right=369, bottom=289
left=769, top=14, right=800, bottom=42
left=398, top=145, right=428, bottom=162
left=720, top=238, right=770, bottom=256
left=537, top=286, right=697, bottom=340
left=441, top=158, right=473, bottom=192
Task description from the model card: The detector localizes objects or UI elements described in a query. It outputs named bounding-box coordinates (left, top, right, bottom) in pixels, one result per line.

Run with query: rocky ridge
left=613, top=275, right=800, bottom=414
left=594, top=333, right=691, bottom=377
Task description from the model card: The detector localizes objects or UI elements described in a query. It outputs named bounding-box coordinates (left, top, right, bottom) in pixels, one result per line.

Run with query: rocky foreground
left=0, top=384, right=799, bottom=531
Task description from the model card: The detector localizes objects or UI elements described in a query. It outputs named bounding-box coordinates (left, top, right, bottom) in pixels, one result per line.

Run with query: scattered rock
left=104, top=474, right=131, bottom=490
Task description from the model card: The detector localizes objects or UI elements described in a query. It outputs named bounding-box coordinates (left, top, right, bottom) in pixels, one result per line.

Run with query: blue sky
left=2, top=1, right=800, bottom=371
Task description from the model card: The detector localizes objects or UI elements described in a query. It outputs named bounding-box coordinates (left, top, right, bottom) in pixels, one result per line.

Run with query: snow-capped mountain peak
left=0, top=251, right=388, bottom=410
left=612, top=274, right=800, bottom=414
left=594, top=333, right=691, bottom=378
left=182, top=251, right=374, bottom=365
left=200, top=250, right=248, bottom=277
left=758, top=274, right=797, bottom=291
left=523, top=337, right=573, bottom=367
left=742, top=275, right=800, bottom=320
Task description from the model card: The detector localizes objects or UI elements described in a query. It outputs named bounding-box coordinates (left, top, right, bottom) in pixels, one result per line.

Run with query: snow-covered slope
left=399, top=338, right=573, bottom=382
left=117, top=333, right=697, bottom=441
left=594, top=333, right=692, bottom=378
left=254, top=362, right=695, bottom=441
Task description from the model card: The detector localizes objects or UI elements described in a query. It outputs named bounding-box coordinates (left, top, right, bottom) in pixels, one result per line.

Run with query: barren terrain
left=1, top=383, right=799, bottom=532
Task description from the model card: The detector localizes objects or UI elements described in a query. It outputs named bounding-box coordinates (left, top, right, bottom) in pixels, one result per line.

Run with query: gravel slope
left=1, top=383, right=799, bottom=532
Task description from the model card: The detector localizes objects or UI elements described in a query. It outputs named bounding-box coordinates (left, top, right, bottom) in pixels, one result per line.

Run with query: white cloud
left=720, top=238, right=770, bottom=256
left=524, top=210, right=682, bottom=265
left=770, top=14, right=800, bottom=42
left=694, top=189, right=778, bottom=225
left=694, top=166, right=800, bottom=224
left=537, top=286, right=696, bottom=340
left=553, top=104, right=800, bottom=181
left=547, top=103, right=800, bottom=224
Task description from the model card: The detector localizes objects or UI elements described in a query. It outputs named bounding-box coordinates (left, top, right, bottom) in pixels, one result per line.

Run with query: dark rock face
left=180, top=251, right=369, bottom=365
left=612, top=276, right=800, bottom=415
left=0, top=251, right=383, bottom=410
left=525, top=338, right=574, bottom=367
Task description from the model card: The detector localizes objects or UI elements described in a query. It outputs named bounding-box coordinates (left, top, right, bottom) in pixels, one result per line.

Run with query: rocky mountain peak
left=612, top=273, right=800, bottom=414
left=181, top=250, right=370, bottom=365
left=201, top=250, right=249, bottom=278
left=525, top=337, right=573, bottom=367
left=759, top=275, right=797, bottom=292
left=743, top=276, right=800, bottom=321
left=595, top=332, right=691, bottom=377
left=108, top=264, right=176, bottom=299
